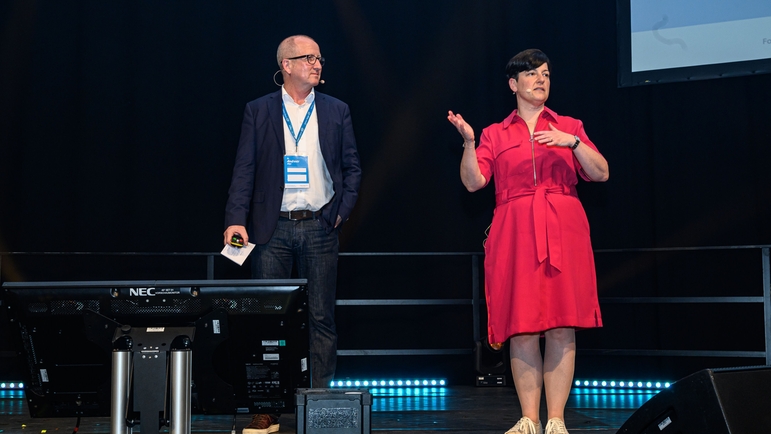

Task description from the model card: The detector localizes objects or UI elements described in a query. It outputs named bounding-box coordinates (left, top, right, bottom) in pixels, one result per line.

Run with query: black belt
left=279, top=209, right=321, bottom=221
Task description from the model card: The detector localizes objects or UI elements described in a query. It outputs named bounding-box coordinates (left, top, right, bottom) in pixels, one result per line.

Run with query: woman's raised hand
left=447, top=111, right=475, bottom=143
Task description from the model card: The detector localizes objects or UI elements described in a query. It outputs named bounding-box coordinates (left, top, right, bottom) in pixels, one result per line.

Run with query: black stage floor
left=0, top=386, right=652, bottom=433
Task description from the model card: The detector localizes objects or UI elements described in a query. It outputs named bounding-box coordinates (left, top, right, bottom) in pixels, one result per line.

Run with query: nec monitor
left=2, top=279, right=310, bottom=418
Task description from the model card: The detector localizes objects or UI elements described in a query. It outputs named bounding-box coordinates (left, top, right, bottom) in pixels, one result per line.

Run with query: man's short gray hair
left=276, top=35, right=316, bottom=67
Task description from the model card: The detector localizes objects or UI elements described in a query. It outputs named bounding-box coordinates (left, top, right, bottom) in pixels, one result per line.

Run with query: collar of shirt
left=281, top=86, right=315, bottom=107
left=503, top=106, right=558, bottom=129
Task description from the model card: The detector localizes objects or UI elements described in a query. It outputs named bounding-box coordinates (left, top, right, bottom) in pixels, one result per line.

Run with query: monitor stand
left=110, top=325, right=195, bottom=434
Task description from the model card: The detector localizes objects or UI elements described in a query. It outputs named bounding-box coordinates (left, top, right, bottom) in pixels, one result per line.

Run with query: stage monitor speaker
left=617, top=365, right=771, bottom=434
left=295, top=388, right=371, bottom=434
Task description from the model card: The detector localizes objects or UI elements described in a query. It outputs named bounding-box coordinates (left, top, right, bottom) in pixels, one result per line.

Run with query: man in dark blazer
left=223, top=34, right=361, bottom=434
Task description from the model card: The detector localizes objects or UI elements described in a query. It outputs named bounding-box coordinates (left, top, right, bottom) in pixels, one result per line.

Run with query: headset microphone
left=320, top=79, right=325, bottom=84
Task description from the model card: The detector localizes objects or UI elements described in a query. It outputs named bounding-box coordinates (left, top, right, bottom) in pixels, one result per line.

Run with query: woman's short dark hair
left=505, top=49, right=551, bottom=79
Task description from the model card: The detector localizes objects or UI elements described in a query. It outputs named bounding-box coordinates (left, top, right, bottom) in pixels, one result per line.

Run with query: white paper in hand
left=220, top=243, right=255, bottom=266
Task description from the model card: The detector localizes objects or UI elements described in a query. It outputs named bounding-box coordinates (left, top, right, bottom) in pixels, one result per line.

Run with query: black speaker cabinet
left=617, top=366, right=771, bottom=434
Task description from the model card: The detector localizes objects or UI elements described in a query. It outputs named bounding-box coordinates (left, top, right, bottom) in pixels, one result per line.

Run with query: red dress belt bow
left=495, top=184, right=576, bottom=272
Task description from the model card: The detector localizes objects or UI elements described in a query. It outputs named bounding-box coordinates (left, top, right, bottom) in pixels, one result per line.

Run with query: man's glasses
left=286, top=54, right=325, bottom=66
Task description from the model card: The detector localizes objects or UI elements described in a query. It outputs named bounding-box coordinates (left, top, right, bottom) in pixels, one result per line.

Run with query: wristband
left=570, top=136, right=580, bottom=150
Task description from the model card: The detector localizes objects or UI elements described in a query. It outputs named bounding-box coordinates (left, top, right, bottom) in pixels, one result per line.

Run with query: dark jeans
left=251, top=217, right=338, bottom=388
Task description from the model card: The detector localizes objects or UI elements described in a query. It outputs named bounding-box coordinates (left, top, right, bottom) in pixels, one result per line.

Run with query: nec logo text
left=129, top=287, right=156, bottom=296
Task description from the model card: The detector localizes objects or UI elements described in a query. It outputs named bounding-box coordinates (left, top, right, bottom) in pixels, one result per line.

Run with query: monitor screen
left=617, top=0, right=771, bottom=86
left=2, top=279, right=310, bottom=418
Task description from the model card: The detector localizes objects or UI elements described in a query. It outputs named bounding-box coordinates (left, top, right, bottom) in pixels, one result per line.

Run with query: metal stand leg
left=110, top=328, right=194, bottom=433
left=111, top=350, right=132, bottom=434
left=170, top=349, right=192, bottom=434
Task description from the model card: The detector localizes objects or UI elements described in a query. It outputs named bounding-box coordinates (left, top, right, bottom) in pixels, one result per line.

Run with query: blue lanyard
left=282, top=99, right=315, bottom=153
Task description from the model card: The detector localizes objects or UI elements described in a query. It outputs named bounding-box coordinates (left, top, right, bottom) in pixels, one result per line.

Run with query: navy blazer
left=224, top=90, right=361, bottom=245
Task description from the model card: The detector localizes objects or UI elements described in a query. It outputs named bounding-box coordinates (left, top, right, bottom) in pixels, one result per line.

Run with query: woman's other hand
left=533, top=123, right=573, bottom=147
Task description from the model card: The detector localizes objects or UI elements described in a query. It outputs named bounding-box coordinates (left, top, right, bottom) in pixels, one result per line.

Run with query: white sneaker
left=506, top=416, right=543, bottom=434
left=544, top=417, right=569, bottom=434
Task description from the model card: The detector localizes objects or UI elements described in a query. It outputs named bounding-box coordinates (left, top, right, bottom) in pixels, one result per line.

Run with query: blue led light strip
left=573, top=379, right=671, bottom=389
left=329, top=379, right=446, bottom=388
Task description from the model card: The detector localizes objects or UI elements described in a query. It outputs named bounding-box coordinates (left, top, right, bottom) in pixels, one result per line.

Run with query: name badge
left=284, top=155, right=310, bottom=189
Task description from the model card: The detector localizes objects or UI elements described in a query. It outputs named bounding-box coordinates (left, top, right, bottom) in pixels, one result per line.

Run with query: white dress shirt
left=280, top=87, right=334, bottom=212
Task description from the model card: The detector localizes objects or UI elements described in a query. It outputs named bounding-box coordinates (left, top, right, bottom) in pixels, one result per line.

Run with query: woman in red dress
left=448, top=49, right=609, bottom=434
